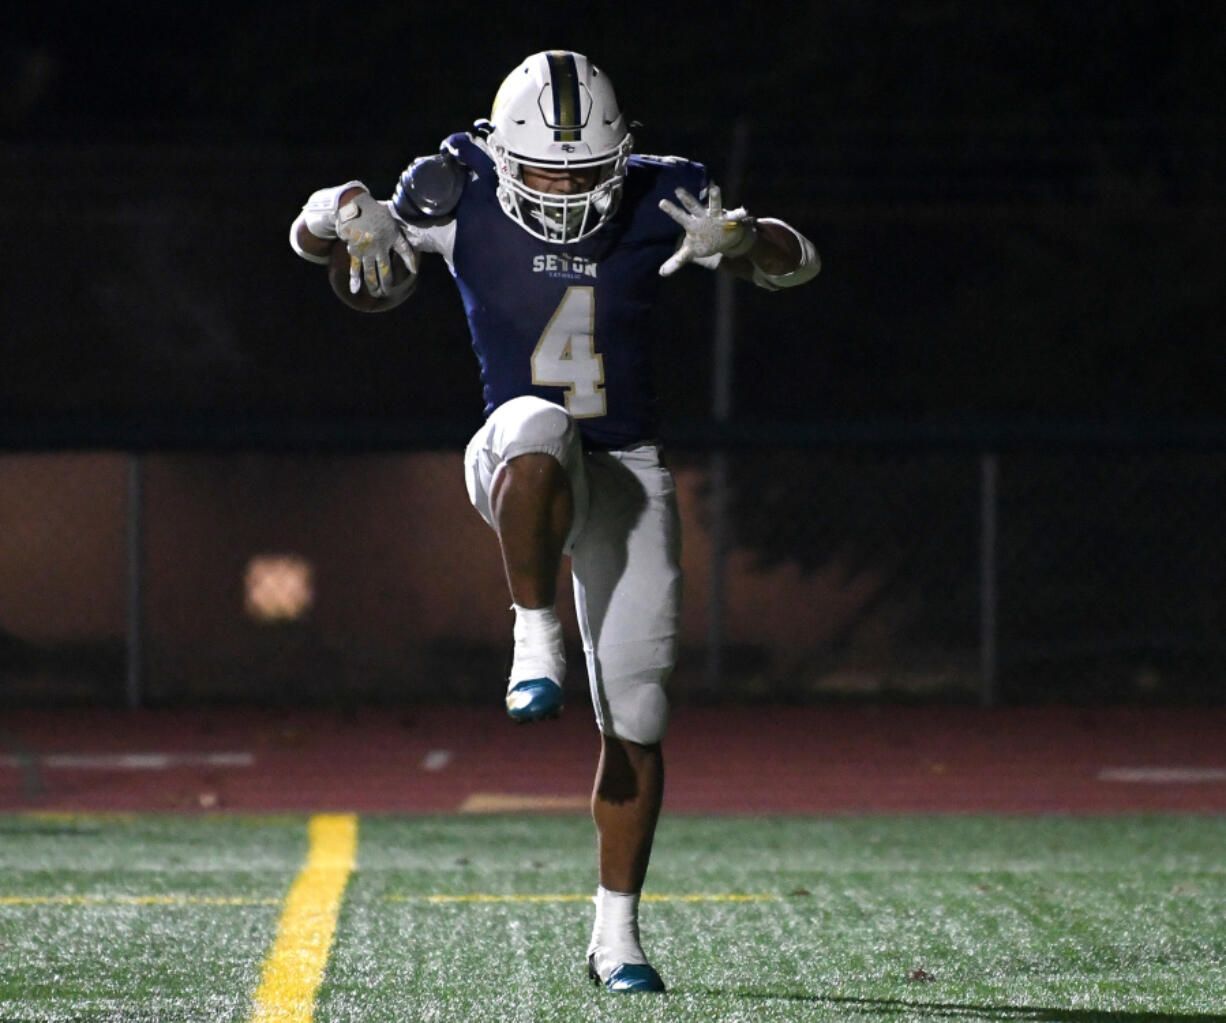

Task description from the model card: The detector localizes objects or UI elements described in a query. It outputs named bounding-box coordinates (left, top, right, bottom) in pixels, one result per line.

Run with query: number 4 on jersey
left=531, top=286, right=606, bottom=418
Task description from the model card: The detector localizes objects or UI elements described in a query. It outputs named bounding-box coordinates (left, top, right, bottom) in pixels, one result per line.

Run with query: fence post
left=979, top=452, right=999, bottom=706
left=705, top=118, right=750, bottom=693
left=125, top=454, right=144, bottom=709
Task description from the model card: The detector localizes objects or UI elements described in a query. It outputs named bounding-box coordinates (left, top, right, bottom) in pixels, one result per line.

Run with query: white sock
left=587, top=885, right=648, bottom=976
left=508, top=604, right=565, bottom=686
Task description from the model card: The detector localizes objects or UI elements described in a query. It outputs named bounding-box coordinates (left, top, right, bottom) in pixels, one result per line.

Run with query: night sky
left=4, top=2, right=1224, bottom=438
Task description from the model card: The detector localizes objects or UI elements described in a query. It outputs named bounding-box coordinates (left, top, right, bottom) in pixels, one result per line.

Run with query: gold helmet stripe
left=546, top=51, right=582, bottom=143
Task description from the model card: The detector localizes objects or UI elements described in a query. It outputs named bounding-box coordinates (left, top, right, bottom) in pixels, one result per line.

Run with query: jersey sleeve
left=747, top=218, right=821, bottom=290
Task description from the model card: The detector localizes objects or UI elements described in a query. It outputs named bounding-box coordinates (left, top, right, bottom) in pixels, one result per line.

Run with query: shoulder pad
left=393, top=151, right=466, bottom=220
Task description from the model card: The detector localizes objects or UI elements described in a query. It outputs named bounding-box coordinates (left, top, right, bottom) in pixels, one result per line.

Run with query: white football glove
left=336, top=193, right=418, bottom=297
left=657, top=185, right=758, bottom=277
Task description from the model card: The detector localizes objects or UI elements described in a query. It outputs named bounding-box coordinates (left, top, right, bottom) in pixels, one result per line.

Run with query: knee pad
left=489, top=396, right=577, bottom=465
left=599, top=677, right=670, bottom=746
left=467, top=396, right=588, bottom=550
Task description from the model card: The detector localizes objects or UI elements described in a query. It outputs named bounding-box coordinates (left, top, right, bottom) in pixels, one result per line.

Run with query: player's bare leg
left=490, top=452, right=571, bottom=607
left=587, top=734, right=667, bottom=992
left=491, top=452, right=571, bottom=721
left=593, top=734, right=663, bottom=890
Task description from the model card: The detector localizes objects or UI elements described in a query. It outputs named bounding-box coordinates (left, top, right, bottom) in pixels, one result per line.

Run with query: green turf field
left=1, top=813, right=1224, bottom=1021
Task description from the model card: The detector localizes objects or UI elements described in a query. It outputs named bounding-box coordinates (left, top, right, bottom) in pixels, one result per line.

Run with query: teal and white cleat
left=587, top=956, right=665, bottom=993
left=505, top=677, right=564, bottom=723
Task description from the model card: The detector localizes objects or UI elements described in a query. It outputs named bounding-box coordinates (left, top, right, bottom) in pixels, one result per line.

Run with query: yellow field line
left=458, top=793, right=590, bottom=813
left=247, top=813, right=357, bottom=1023
left=388, top=893, right=781, bottom=904
left=644, top=893, right=780, bottom=903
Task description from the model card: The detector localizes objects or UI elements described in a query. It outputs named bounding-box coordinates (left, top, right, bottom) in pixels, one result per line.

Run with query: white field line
left=0, top=752, right=254, bottom=770
left=2, top=892, right=779, bottom=908
left=1098, top=766, right=1226, bottom=783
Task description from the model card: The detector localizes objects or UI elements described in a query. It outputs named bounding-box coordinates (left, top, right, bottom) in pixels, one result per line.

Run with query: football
left=328, top=240, right=414, bottom=313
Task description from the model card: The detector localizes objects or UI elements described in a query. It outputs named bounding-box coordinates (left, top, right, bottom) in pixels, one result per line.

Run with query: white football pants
left=465, top=396, right=680, bottom=745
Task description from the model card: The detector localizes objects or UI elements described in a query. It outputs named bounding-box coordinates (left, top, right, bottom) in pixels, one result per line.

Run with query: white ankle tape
left=509, top=605, right=565, bottom=684
left=588, top=886, right=647, bottom=970
left=512, top=605, right=560, bottom=638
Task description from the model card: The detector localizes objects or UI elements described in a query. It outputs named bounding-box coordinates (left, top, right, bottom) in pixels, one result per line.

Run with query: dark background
left=4, top=0, right=1224, bottom=431
left=2, top=2, right=1225, bottom=706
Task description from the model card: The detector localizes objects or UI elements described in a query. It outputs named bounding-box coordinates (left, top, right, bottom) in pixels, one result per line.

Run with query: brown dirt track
left=2, top=704, right=1224, bottom=815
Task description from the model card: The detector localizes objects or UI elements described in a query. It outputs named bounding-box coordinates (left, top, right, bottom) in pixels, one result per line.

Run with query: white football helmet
left=487, top=51, right=633, bottom=243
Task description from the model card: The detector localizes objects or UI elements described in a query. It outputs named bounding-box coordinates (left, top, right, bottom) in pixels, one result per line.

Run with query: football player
left=290, top=50, right=819, bottom=993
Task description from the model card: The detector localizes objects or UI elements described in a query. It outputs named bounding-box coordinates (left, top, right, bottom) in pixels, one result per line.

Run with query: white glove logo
left=658, top=186, right=757, bottom=277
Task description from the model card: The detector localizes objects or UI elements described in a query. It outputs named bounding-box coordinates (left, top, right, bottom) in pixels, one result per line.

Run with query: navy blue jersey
left=430, top=133, right=707, bottom=449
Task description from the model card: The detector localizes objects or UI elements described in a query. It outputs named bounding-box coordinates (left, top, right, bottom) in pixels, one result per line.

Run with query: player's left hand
left=657, top=186, right=757, bottom=277
left=336, top=193, right=418, bottom=296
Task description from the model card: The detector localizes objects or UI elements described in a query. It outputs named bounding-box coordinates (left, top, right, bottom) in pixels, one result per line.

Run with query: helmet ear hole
left=487, top=50, right=632, bottom=243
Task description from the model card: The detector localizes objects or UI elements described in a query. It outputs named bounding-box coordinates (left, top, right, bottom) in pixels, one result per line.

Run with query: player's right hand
left=336, top=193, right=418, bottom=297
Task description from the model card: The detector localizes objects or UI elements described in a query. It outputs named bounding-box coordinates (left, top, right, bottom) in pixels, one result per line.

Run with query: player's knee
left=603, top=680, right=670, bottom=746
left=491, top=396, right=576, bottom=464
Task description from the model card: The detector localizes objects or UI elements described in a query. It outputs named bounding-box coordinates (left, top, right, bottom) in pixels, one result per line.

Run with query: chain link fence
left=2, top=443, right=1222, bottom=707
left=3, top=128, right=1223, bottom=707
left=994, top=450, right=1226, bottom=700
